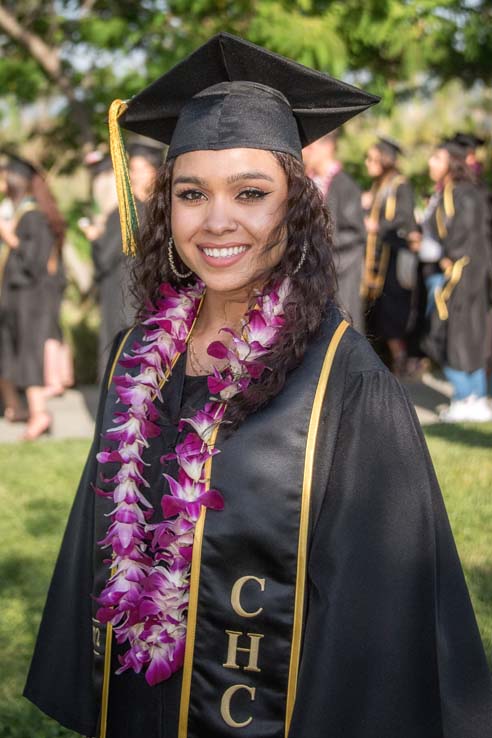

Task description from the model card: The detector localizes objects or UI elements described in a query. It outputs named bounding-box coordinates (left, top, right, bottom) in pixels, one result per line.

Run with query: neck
left=197, top=287, right=251, bottom=335
left=376, top=169, right=393, bottom=185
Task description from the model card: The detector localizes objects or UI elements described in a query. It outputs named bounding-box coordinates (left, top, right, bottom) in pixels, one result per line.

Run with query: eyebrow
left=173, top=171, right=275, bottom=187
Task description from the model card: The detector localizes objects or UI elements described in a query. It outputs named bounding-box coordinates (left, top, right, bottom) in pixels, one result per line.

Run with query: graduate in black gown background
left=0, top=157, right=66, bottom=439
left=303, top=131, right=366, bottom=332
left=423, top=139, right=492, bottom=422
left=25, top=33, right=492, bottom=738
left=451, top=132, right=492, bottom=389
left=363, top=138, right=421, bottom=374
left=81, top=144, right=162, bottom=379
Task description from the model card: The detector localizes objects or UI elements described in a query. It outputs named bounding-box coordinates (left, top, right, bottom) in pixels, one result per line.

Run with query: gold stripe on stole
left=284, top=319, right=349, bottom=737
left=99, top=326, right=134, bottom=738
left=179, top=423, right=221, bottom=738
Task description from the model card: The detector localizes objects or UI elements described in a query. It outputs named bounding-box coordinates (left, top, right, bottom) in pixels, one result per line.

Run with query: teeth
left=202, top=246, right=248, bottom=258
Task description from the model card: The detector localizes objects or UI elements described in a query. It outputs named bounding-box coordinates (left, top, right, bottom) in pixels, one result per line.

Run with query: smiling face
left=170, top=148, right=288, bottom=296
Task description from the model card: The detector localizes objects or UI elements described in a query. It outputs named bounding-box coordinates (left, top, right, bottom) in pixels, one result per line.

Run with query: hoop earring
left=168, top=236, right=192, bottom=279
left=291, top=241, right=308, bottom=276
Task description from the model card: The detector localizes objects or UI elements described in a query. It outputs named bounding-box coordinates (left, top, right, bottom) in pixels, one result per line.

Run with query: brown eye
left=176, top=189, right=206, bottom=201
left=237, top=188, right=269, bottom=200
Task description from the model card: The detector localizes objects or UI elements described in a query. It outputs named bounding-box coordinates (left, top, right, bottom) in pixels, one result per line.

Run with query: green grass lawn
left=0, top=426, right=491, bottom=737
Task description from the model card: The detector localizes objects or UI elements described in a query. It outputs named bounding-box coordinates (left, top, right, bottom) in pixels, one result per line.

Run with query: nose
left=202, top=195, right=238, bottom=235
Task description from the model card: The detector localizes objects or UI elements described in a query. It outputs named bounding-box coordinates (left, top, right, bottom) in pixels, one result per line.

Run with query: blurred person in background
left=81, top=144, right=162, bottom=379
left=303, top=131, right=366, bottom=332
left=451, top=132, right=492, bottom=394
left=0, top=156, right=66, bottom=439
left=0, top=165, right=13, bottom=308
left=362, top=137, right=421, bottom=375
left=423, top=139, right=492, bottom=422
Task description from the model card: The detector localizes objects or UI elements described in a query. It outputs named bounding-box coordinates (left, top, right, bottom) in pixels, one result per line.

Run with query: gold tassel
left=108, top=99, right=139, bottom=255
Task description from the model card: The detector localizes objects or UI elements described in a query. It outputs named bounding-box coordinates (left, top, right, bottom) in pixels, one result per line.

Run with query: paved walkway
left=0, top=373, right=453, bottom=444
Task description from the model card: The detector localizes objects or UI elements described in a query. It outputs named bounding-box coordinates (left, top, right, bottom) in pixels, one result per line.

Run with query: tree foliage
left=0, top=0, right=490, bottom=167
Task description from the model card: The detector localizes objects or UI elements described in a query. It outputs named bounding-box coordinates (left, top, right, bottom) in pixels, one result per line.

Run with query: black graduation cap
left=109, top=32, right=379, bottom=253
left=118, top=32, right=379, bottom=160
left=376, top=136, right=403, bottom=157
left=438, top=137, right=468, bottom=159
left=451, top=132, right=485, bottom=151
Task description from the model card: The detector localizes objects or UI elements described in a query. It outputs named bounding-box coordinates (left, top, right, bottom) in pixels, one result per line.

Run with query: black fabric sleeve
left=290, top=368, right=492, bottom=738
left=23, top=331, right=125, bottom=736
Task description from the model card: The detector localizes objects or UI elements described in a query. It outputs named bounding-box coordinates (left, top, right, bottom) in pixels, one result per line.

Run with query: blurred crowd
left=0, top=129, right=491, bottom=438
left=304, top=131, right=492, bottom=423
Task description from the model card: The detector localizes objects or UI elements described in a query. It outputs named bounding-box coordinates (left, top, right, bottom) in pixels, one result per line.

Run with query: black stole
left=93, top=311, right=348, bottom=738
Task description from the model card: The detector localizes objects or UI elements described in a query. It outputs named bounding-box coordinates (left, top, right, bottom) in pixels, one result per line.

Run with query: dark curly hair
left=131, top=151, right=337, bottom=430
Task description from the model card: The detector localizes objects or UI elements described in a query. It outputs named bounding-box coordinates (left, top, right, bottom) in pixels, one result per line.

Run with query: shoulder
left=334, top=326, right=411, bottom=413
left=393, top=176, right=412, bottom=195
left=338, top=325, right=386, bottom=375
left=452, top=181, right=480, bottom=207
left=17, top=208, right=46, bottom=231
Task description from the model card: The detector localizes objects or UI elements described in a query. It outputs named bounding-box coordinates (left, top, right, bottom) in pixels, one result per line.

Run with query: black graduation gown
left=367, top=178, right=417, bottom=340
left=425, top=182, right=488, bottom=372
left=24, top=306, right=492, bottom=738
left=91, top=205, right=143, bottom=379
left=326, top=170, right=365, bottom=333
left=0, top=208, right=59, bottom=387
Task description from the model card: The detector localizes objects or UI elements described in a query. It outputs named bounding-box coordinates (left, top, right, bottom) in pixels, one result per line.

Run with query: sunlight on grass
left=0, top=426, right=490, bottom=736
left=0, top=440, right=89, bottom=738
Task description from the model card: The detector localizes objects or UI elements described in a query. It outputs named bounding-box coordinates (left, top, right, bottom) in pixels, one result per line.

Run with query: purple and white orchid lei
left=95, top=277, right=289, bottom=686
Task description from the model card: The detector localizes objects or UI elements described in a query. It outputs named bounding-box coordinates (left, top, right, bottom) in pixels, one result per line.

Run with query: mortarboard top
left=109, top=32, right=379, bottom=253
left=376, top=136, right=403, bottom=157
left=451, top=132, right=485, bottom=151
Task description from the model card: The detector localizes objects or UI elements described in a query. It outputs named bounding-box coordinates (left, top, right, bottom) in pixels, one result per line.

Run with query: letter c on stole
left=220, top=684, right=256, bottom=728
left=231, top=576, right=266, bottom=618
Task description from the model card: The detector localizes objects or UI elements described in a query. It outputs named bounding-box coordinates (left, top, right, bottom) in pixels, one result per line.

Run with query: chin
left=195, top=267, right=264, bottom=295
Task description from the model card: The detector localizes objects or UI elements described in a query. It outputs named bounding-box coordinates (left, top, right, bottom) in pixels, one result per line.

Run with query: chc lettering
left=220, top=576, right=266, bottom=729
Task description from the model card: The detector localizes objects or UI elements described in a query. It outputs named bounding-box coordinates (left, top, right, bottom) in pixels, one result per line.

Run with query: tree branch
left=0, top=4, right=94, bottom=144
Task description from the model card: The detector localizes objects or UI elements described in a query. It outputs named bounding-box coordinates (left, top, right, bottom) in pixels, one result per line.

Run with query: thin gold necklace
left=188, top=335, right=214, bottom=376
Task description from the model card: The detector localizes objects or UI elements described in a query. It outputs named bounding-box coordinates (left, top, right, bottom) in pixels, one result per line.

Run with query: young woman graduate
left=24, top=33, right=492, bottom=738
left=362, top=138, right=421, bottom=374
left=423, top=139, right=491, bottom=422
